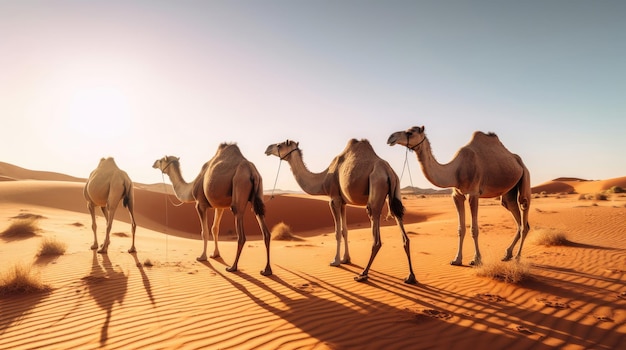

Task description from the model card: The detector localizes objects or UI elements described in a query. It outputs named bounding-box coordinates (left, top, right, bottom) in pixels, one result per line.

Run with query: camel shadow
left=562, top=240, right=623, bottom=251
left=82, top=251, right=128, bottom=346
left=130, top=253, right=155, bottom=306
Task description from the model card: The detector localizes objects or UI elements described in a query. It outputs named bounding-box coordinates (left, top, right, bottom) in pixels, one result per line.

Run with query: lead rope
left=161, top=173, right=170, bottom=262
left=268, top=158, right=283, bottom=201
left=400, top=146, right=418, bottom=197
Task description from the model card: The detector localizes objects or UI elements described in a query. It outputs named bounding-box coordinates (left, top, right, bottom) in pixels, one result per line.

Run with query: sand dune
left=1, top=164, right=625, bottom=349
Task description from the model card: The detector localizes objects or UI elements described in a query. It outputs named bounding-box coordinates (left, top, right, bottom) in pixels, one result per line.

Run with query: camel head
left=387, top=126, right=426, bottom=150
left=265, top=140, right=300, bottom=160
left=152, top=155, right=179, bottom=174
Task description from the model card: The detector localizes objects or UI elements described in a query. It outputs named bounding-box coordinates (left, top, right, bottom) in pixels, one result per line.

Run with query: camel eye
left=406, top=132, right=413, bottom=136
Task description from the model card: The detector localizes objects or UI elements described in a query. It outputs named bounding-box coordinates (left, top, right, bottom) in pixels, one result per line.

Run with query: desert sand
left=1, top=163, right=625, bottom=349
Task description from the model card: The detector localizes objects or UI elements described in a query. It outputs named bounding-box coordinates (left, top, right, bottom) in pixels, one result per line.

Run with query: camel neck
left=165, top=163, right=196, bottom=202
left=415, top=137, right=459, bottom=189
left=284, top=149, right=330, bottom=196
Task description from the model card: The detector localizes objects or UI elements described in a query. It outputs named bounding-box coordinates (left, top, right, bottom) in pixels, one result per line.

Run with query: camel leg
left=355, top=204, right=382, bottom=282
left=210, top=208, right=224, bottom=258
left=451, top=192, right=466, bottom=266
left=502, top=185, right=531, bottom=261
left=126, top=196, right=137, bottom=254
left=329, top=200, right=348, bottom=266
left=226, top=210, right=246, bottom=273
left=99, top=203, right=118, bottom=254
left=195, top=200, right=211, bottom=261
left=339, top=204, right=350, bottom=264
left=397, top=217, right=417, bottom=284
left=88, top=202, right=99, bottom=250
left=516, top=170, right=532, bottom=261
left=468, top=195, right=482, bottom=266
left=255, top=213, right=273, bottom=276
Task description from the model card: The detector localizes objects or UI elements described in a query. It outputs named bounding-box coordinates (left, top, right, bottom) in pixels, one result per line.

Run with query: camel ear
left=419, top=126, right=425, bottom=133
left=296, top=142, right=299, bottom=147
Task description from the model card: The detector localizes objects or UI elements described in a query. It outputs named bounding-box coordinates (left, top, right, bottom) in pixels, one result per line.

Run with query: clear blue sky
left=1, top=0, right=624, bottom=191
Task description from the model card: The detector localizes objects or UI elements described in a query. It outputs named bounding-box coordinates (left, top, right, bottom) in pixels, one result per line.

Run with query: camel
left=83, top=157, right=137, bottom=254
left=265, top=139, right=416, bottom=284
left=387, top=126, right=531, bottom=266
left=152, top=143, right=272, bottom=276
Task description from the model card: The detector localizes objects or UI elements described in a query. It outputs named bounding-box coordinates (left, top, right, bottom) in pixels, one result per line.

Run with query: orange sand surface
left=1, top=167, right=625, bottom=349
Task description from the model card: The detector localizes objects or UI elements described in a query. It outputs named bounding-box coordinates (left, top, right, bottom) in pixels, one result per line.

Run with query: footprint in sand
left=594, top=315, right=614, bottom=322
left=515, top=325, right=534, bottom=335
left=536, top=297, right=570, bottom=309
left=475, top=293, right=506, bottom=303
left=422, top=309, right=452, bottom=320
left=619, top=292, right=626, bottom=300
left=295, top=282, right=320, bottom=293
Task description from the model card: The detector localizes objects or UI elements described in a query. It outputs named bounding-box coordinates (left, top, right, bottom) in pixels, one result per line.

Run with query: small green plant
left=37, top=237, right=67, bottom=256
left=475, top=260, right=531, bottom=284
left=0, top=264, right=50, bottom=295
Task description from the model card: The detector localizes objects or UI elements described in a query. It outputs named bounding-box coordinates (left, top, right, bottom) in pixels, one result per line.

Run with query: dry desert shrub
left=1, top=217, right=41, bottom=239
left=37, top=237, right=67, bottom=256
left=609, top=186, right=624, bottom=194
left=0, top=263, right=50, bottom=295
left=271, top=222, right=303, bottom=241
left=533, top=228, right=570, bottom=246
left=578, top=193, right=608, bottom=201
left=594, top=193, right=608, bottom=201
left=475, top=260, right=531, bottom=284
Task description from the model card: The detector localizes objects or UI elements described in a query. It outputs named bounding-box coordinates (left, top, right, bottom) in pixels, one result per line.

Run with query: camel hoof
left=260, top=268, right=272, bottom=276
left=196, top=256, right=208, bottom=262
left=354, top=274, right=369, bottom=282
left=90, top=245, right=98, bottom=250
left=210, top=253, right=221, bottom=259
left=128, top=247, right=136, bottom=254
left=501, top=256, right=513, bottom=262
left=341, top=258, right=351, bottom=265
left=97, top=249, right=107, bottom=254
left=450, top=260, right=463, bottom=266
left=330, top=260, right=341, bottom=267
left=469, top=260, right=482, bottom=266
left=404, top=274, right=417, bottom=285
left=226, top=266, right=237, bottom=273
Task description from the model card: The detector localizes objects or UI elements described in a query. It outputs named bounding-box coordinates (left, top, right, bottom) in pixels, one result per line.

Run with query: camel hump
left=215, top=142, right=244, bottom=158
left=344, top=138, right=375, bottom=155
left=472, top=131, right=499, bottom=140
left=97, top=157, right=119, bottom=168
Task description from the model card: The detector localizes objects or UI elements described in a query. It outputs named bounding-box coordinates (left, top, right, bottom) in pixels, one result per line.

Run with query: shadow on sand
left=82, top=252, right=128, bottom=346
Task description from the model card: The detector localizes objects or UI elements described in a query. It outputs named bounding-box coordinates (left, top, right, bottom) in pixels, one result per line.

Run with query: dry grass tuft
left=0, top=264, right=50, bottom=295
left=37, top=237, right=67, bottom=256
left=475, top=260, right=531, bottom=284
left=578, top=193, right=609, bottom=201
left=271, top=222, right=303, bottom=241
left=1, top=217, right=42, bottom=239
left=533, top=228, right=570, bottom=246
left=12, top=213, right=45, bottom=220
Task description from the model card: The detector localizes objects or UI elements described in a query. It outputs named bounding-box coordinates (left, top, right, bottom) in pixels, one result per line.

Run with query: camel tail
left=388, top=176, right=405, bottom=220
left=250, top=173, right=266, bottom=217
left=123, top=184, right=132, bottom=208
